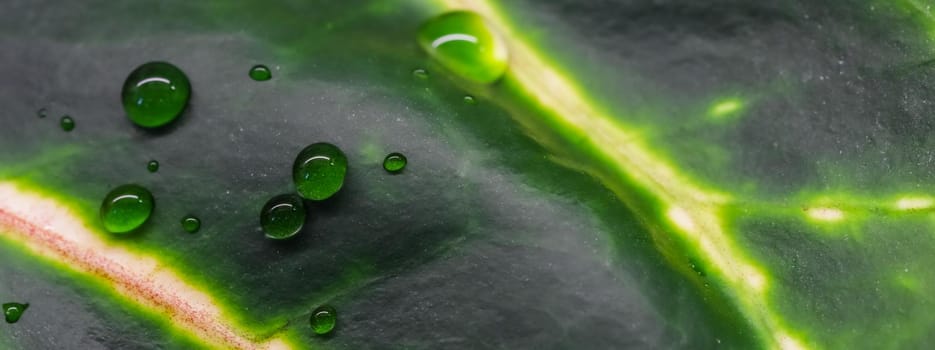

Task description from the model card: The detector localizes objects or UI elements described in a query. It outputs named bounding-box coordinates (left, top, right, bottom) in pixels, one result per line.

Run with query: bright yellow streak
left=0, top=183, right=292, bottom=350
left=778, top=332, right=807, bottom=350
left=806, top=207, right=845, bottom=222
left=667, top=207, right=697, bottom=234
left=437, top=1, right=805, bottom=348
left=895, top=197, right=934, bottom=211
left=709, top=98, right=744, bottom=118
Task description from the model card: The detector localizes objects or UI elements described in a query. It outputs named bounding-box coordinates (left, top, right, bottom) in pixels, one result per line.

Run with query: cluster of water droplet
left=22, top=9, right=507, bottom=337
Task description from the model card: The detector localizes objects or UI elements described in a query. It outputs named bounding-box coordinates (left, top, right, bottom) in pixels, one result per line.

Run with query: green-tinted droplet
left=60, top=115, right=75, bottom=131
left=293, top=143, right=348, bottom=201
left=417, top=11, right=508, bottom=84
left=260, top=194, right=306, bottom=240
left=249, top=65, right=272, bottom=81
left=181, top=215, right=200, bottom=233
left=3, top=303, right=28, bottom=324
left=463, top=95, right=476, bottom=104
left=383, top=152, right=407, bottom=173
left=412, top=68, right=429, bottom=80
left=147, top=160, right=160, bottom=173
left=99, top=184, right=154, bottom=234
left=37, top=108, right=47, bottom=118
left=121, top=61, right=191, bottom=128
left=310, top=305, right=337, bottom=335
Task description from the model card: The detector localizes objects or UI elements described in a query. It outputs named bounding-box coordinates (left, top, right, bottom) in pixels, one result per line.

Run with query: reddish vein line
left=0, top=183, right=289, bottom=350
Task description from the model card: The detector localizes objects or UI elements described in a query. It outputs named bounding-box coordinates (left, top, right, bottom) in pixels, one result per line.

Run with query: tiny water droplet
left=293, top=143, right=348, bottom=201
left=122, top=61, right=191, bottom=128
left=412, top=68, right=429, bottom=80
left=260, top=194, right=306, bottom=240
left=99, top=184, right=154, bottom=234
left=3, top=303, right=28, bottom=324
left=60, top=115, right=75, bottom=131
left=463, top=95, right=476, bottom=104
left=383, top=152, right=407, bottom=173
left=417, top=11, right=508, bottom=84
left=249, top=65, right=272, bottom=81
left=37, top=108, right=47, bottom=118
left=310, top=305, right=336, bottom=335
left=147, top=160, right=160, bottom=173
left=181, top=215, right=201, bottom=233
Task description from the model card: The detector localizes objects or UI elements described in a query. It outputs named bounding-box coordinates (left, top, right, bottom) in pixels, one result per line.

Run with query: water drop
left=412, top=68, right=429, bottom=80
left=99, top=184, right=154, bottom=234
left=463, top=95, right=477, bottom=104
left=181, top=215, right=201, bottom=233
left=249, top=65, right=272, bottom=81
left=310, top=305, right=336, bottom=335
left=3, top=303, right=28, bottom=324
left=37, top=108, right=47, bottom=118
left=121, top=61, right=191, bottom=128
left=417, top=11, right=508, bottom=84
left=147, top=160, right=160, bottom=173
left=383, top=152, right=407, bottom=173
left=293, top=143, right=348, bottom=201
left=260, top=194, right=305, bottom=240
left=60, top=115, right=75, bottom=131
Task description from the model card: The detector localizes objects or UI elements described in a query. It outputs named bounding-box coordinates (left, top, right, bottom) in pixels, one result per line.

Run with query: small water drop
left=412, top=68, right=429, bottom=80
left=60, top=115, right=75, bottom=131
left=3, top=303, right=28, bottom=324
left=181, top=215, right=201, bottom=233
left=121, top=61, right=191, bottom=128
left=293, top=143, right=348, bottom=201
left=249, top=65, right=272, bottom=81
left=463, top=95, right=477, bottom=105
left=310, top=305, right=337, bottom=335
left=383, top=152, right=407, bottom=173
left=37, top=108, right=47, bottom=118
left=260, top=194, right=306, bottom=240
left=99, top=184, right=154, bottom=234
left=417, top=11, right=508, bottom=84
left=147, top=160, right=160, bottom=173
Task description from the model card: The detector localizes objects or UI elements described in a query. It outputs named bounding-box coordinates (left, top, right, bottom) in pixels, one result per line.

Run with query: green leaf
left=2, top=0, right=934, bottom=349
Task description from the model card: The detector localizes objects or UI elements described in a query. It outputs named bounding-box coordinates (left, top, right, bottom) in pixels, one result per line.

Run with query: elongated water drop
left=310, top=305, right=337, bottom=335
left=412, top=68, right=429, bottom=80
left=260, top=194, right=305, bottom=240
left=383, top=152, right=407, bottom=173
left=293, top=143, right=348, bottom=201
left=463, top=95, right=477, bottom=105
left=181, top=215, right=200, bottom=233
left=60, top=115, right=75, bottom=131
left=121, top=61, right=191, bottom=128
left=249, top=65, right=272, bottom=81
left=99, top=184, right=154, bottom=234
left=417, top=11, right=508, bottom=84
left=3, top=303, right=28, bottom=324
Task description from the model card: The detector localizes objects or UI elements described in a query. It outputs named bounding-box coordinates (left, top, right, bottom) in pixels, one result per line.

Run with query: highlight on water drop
left=99, top=184, right=154, bottom=234
left=181, top=215, right=201, bottom=233
left=3, top=303, right=28, bottom=324
left=60, top=115, right=75, bottom=131
left=417, top=11, right=508, bottom=84
left=310, top=305, right=337, bottom=335
left=293, top=142, right=348, bottom=201
left=412, top=68, right=429, bottom=80
left=383, top=152, right=407, bottom=173
left=260, top=194, right=306, bottom=240
left=249, top=64, right=272, bottom=81
left=121, top=61, right=191, bottom=128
